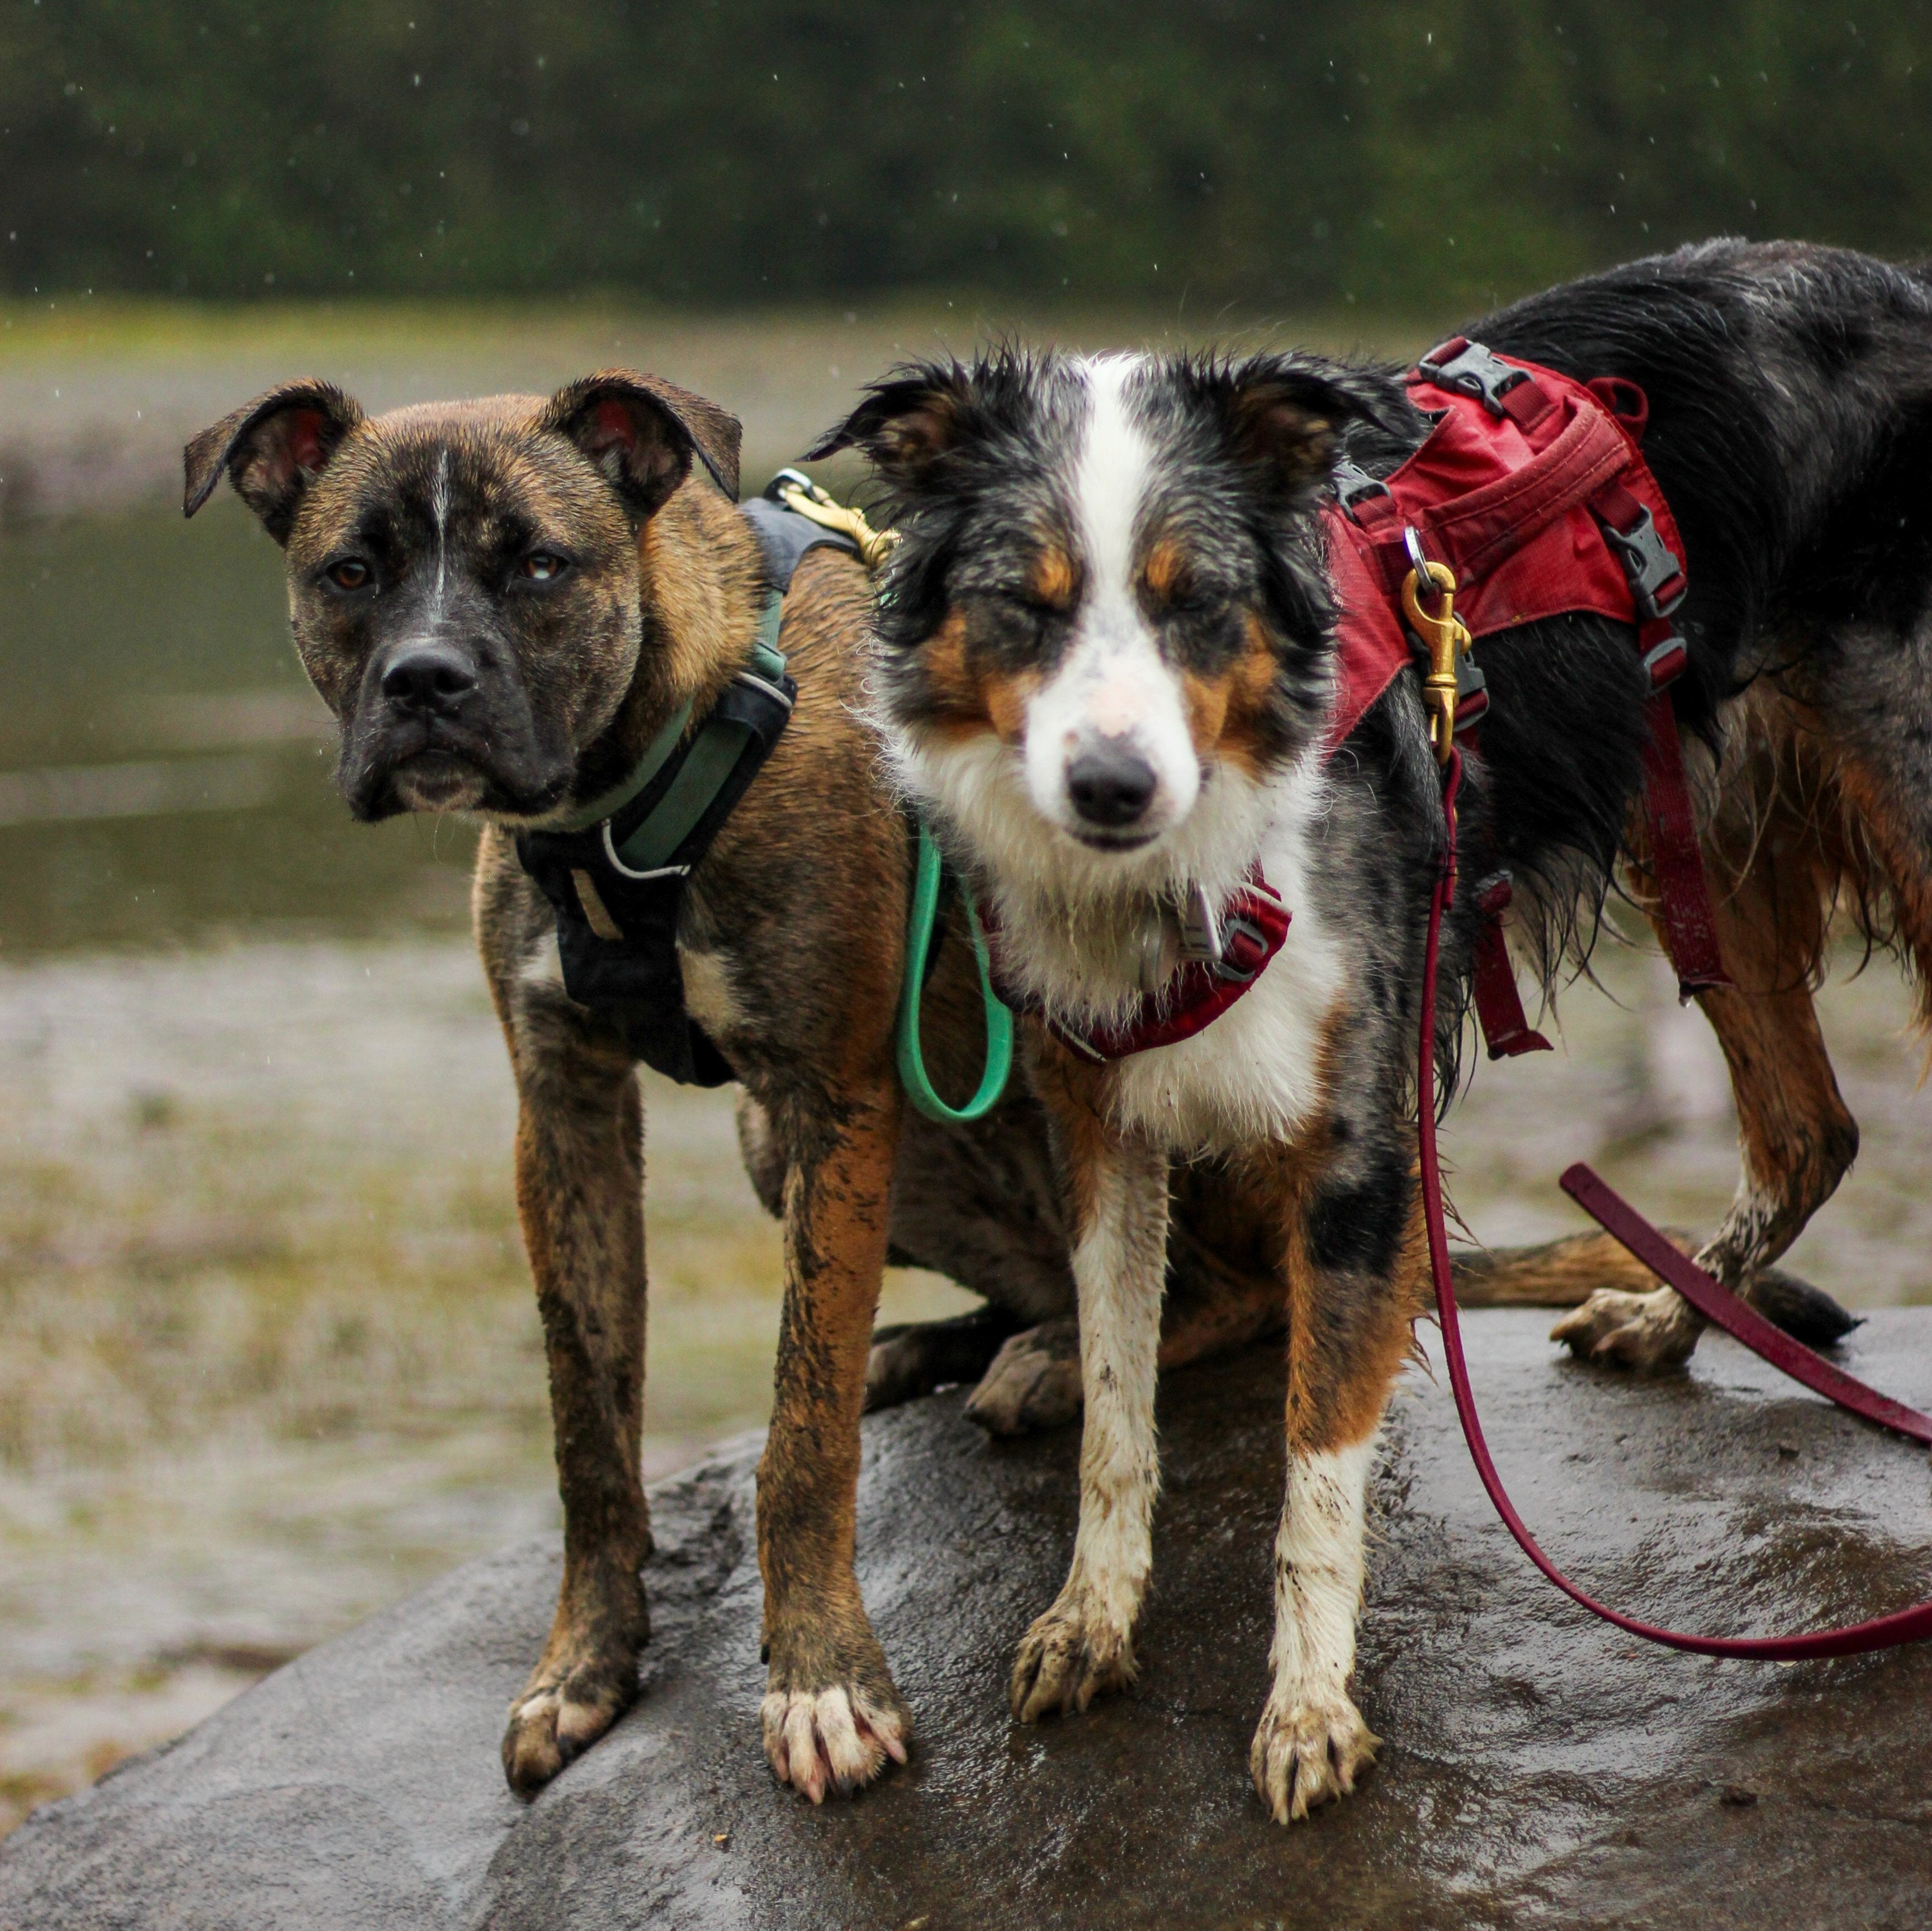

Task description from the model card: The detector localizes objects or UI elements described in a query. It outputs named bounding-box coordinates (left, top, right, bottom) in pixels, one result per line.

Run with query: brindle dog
left=183, top=371, right=934, bottom=1803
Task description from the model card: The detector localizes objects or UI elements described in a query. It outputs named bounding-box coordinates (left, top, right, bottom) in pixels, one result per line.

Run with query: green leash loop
left=897, top=821, right=1014, bottom=1123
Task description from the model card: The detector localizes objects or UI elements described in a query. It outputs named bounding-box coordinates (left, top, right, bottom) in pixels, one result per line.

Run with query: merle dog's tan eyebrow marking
left=1026, top=538, right=1082, bottom=610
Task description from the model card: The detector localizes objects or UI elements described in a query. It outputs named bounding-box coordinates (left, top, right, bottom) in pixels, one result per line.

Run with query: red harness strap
left=997, top=342, right=1725, bottom=1067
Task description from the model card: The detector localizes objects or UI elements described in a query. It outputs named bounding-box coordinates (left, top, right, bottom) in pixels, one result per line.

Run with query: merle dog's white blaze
left=1021, top=357, right=1201, bottom=846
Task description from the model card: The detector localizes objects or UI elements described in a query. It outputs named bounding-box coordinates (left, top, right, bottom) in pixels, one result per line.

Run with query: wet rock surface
left=7, top=1309, right=1932, bottom=1931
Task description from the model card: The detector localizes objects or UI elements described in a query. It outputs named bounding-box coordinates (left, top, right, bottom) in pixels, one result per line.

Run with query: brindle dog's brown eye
left=327, top=559, right=371, bottom=591
left=520, top=552, right=567, bottom=582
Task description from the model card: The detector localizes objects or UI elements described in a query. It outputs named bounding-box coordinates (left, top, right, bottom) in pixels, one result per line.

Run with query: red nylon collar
left=987, top=869, right=1290, bottom=1064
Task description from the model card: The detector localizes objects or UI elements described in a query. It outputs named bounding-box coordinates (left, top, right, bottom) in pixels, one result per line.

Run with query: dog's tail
left=1452, top=1231, right=1859, bottom=1348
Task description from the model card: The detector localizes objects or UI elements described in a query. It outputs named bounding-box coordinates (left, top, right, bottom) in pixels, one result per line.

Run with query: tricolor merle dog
left=819, top=238, right=1932, bottom=1821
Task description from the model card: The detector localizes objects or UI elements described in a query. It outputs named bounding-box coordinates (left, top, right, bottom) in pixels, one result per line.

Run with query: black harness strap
left=513, top=480, right=858, bottom=1085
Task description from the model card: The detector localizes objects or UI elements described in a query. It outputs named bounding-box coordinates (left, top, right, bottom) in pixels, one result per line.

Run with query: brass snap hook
left=1400, top=529, right=1470, bottom=766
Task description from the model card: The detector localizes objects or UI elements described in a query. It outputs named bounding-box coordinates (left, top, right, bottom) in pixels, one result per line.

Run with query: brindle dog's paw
left=1550, top=1285, right=1701, bottom=1369
left=964, top=1317, right=1083, bottom=1436
left=761, top=1684, right=910, bottom=1804
left=1009, top=1594, right=1135, bottom=1721
left=761, top=1626, right=910, bottom=1804
left=501, top=1658, right=636, bottom=1796
left=1249, top=1687, right=1380, bottom=1824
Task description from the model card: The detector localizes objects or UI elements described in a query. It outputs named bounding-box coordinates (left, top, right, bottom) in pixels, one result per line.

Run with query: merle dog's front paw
left=1551, top=1285, right=1701, bottom=1369
left=1249, top=1686, right=1380, bottom=1824
left=761, top=1621, right=910, bottom=1803
left=1009, top=1587, right=1135, bottom=1721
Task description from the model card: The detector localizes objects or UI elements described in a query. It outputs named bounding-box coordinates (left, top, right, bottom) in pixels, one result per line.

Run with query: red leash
left=1419, top=749, right=1932, bottom=1659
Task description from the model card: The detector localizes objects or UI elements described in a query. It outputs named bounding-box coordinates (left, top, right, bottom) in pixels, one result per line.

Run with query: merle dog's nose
left=381, top=642, right=478, bottom=711
left=1067, top=742, right=1158, bottom=828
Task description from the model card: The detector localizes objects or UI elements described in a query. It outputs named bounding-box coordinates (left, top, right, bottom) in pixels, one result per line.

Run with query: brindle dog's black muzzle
left=340, top=635, right=569, bottom=821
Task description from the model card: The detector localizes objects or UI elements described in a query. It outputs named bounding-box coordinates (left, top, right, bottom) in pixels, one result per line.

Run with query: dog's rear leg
left=757, top=1078, right=912, bottom=1802
left=1554, top=805, right=1858, bottom=1370
left=500, top=1012, right=652, bottom=1796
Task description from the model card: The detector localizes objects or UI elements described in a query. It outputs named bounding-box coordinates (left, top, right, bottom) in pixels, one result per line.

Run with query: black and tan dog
left=820, top=238, right=1932, bottom=1822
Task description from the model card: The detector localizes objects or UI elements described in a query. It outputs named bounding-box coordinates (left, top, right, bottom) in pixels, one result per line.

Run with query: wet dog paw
left=1009, top=1595, right=1134, bottom=1721
left=864, top=1308, right=1015, bottom=1414
left=761, top=1616, right=910, bottom=1804
left=964, top=1317, right=1083, bottom=1436
left=501, top=1659, right=635, bottom=1797
left=1550, top=1285, right=1701, bottom=1369
left=761, top=1677, right=910, bottom=1804
left=1248, top=1688, right=1380, bottom=1824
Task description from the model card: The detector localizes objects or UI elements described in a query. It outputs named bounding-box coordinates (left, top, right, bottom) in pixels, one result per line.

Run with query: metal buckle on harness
left=1600, top=505, right=1687, bottom=621
left=1177, top=882, right=1224, bottom=967
left=1417, top=337, right=1530, bottom=417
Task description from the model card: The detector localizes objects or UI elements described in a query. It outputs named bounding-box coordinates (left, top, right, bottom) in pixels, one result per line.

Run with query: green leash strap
left=897, top=822, right=1014, bottom=1123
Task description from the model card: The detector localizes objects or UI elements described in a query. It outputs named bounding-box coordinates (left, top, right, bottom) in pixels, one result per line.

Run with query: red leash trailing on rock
left=1377, top=341, right=1932, bottom=1659
left=1419, top=751, right=1932, bottom=1659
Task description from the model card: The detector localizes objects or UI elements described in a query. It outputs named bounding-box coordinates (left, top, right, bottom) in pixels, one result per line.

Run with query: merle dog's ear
left=543, top=370, right=742, bottom=515
left=1210, top=355, right=1408, bottom=504
left=183, top=381, right=363, bottom=543
left=806, top=362, right=977, bottom=480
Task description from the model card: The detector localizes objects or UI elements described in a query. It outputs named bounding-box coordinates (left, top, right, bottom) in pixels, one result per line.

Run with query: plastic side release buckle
left=1213, top=915, right=1272, bottom=983
left=1417, top=336, right=1531, bottom=417
left=1332, top=457, right=1392, bottom=519
left=1600, top=505, right=1687, bottom=621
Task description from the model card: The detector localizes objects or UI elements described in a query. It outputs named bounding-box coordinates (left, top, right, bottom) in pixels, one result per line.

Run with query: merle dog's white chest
left=1102, top=810, right=1346, bottom=1153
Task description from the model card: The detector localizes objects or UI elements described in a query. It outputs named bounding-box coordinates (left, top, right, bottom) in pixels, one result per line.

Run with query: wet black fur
left=1456, top=239, right=1932, bottom=985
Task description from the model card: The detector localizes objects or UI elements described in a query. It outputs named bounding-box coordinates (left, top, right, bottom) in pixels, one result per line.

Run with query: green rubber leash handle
left=897, top=822, right=1014, bottom=1123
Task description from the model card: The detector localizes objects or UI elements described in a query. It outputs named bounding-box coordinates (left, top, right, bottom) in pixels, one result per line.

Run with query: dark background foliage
left=4, top=1, right=1930, bottom=312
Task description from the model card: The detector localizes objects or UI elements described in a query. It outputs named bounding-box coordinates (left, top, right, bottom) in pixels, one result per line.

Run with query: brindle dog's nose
left=1067, top=742, right=1158, bottom=828
left=381, top=642, right=479, bottom=712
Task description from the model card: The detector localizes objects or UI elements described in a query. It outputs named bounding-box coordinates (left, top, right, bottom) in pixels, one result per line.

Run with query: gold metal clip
left=774, top=472, right=901, bottom=572
left=1401, top=554, right=1471, bottom=766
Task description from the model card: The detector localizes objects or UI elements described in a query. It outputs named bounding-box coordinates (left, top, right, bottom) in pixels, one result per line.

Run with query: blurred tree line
left=4, top=0, right=1929, bottom=314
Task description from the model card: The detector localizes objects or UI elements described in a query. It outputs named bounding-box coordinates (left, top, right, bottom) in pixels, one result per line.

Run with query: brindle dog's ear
left=1207, top=354, right=1413, bottom=505
left=542, top=371, right=742, bottom=514
left=183, top=380, right=363, bottom=543
left=806, top=361, right=977, bottom=480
